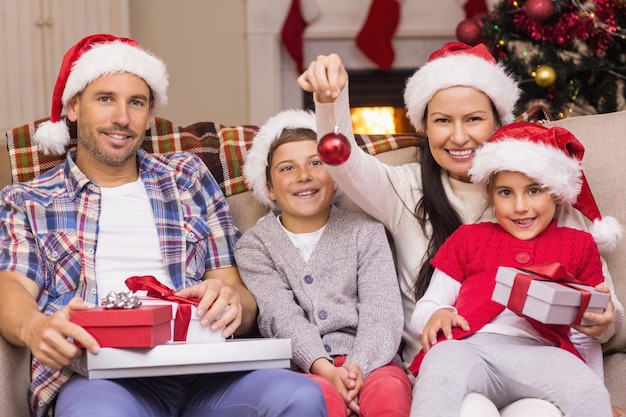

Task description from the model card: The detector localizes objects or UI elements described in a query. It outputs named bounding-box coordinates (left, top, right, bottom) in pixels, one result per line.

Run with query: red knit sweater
left=409, top=220, right=603, bottom=375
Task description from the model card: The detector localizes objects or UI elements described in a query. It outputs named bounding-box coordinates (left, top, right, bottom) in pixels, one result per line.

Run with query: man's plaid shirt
left=0, top=149, right=239, bottom=416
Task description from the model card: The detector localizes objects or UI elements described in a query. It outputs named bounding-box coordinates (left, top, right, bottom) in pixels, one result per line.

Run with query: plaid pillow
left=6, top=117, right=423, bottom=197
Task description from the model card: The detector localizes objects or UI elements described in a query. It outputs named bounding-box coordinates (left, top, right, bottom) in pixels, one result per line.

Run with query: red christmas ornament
left=318, top=127, right=351, bottom=166
left=455, top=18, right=483, bottom=46
left=525, top=0, right=554, bottom=22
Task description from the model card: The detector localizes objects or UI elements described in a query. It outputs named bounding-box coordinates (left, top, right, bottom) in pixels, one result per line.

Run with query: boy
left=235, top=109, right=412, bottom=417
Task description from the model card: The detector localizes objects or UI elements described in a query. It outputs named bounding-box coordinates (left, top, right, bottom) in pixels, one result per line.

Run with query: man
left=0, top=34, right=326, bottom=417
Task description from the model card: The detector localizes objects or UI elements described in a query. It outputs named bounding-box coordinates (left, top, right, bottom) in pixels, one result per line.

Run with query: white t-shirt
left=276, top=215, right=325, bottom=262
left=95, top=177, right=174, bottom=298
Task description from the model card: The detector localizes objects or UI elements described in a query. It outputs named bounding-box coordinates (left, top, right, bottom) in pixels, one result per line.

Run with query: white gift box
left=71, top=338, right=292, bottom=379
left=140, top=297, right=224, bottom=343
left=492, top=266, right=610, bottom=326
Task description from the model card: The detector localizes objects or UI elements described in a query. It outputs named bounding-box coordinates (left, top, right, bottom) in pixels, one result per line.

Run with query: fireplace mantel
left=245, top=0, right=463, bottom=125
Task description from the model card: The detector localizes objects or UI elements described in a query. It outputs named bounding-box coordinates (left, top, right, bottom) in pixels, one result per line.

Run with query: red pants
left=305, top=357, right=412, bottom=417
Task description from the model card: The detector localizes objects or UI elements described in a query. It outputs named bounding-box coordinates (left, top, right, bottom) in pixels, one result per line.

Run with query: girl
left=409, top=122, right=621, bottom=416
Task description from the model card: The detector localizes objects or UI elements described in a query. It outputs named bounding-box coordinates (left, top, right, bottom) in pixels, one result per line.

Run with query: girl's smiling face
left=490, top=170, right=557, bottom=240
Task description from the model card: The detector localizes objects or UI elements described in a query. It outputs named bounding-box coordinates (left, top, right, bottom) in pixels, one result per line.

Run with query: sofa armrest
left=0, top=336, right=31, bottom=417
left=0, top=135, right=11, bottom=191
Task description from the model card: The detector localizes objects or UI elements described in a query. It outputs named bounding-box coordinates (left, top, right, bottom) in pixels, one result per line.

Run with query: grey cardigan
left=235, top=206, right=403, bottom=377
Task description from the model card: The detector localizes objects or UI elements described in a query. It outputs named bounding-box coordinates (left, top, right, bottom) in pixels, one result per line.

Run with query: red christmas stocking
left=355, top=0, right=401, bottom=70
left=281, top=0, right=307, bottom=72
left=463, top=0, right=488, bottom=18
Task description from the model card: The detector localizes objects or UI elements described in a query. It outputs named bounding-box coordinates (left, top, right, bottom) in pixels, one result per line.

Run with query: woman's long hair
left=413, top=144, right=463, bottom=300
left=413, top=104, right=501, bottom=300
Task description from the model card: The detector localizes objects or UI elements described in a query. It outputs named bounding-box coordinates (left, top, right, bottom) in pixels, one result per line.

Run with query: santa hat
left=244, top=109, right=317, bottom=209
left=404, top=42, right=520, bottom=132
left=33, top=33, right=169, bottom=155
left=469, top=122, right=623, bottom=252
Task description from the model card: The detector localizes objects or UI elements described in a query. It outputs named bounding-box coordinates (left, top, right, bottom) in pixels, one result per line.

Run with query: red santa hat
left=470, top=122, right=623, bottom=252
left=404, top=42, right=520, bottom=132
left=33, top=33, right=169, bottom=155
left=244, top=109, right=317, bottom=209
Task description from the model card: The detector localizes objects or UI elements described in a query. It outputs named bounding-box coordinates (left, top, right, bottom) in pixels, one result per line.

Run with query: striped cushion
left=6, top=117, right=423, bottom=197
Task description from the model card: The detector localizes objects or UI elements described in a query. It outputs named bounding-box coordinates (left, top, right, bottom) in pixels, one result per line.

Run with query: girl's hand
left=571, top=282, right=613, bottom=338
left=612, top=404, right=626, bottom=417
left=422, top=308, right=469, bottom=352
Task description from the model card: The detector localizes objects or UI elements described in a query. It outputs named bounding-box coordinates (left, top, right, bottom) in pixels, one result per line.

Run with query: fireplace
left=302, top=69, right=416, bottom=133
left=245, top=0, right=461, bottom=126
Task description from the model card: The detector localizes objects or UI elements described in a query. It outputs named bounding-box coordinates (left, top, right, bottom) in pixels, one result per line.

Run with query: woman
left=297, top=42, right=623, bottom=417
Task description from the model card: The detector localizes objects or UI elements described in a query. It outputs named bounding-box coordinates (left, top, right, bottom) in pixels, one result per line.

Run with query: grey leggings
left=410, top=333, right=611, bottom=417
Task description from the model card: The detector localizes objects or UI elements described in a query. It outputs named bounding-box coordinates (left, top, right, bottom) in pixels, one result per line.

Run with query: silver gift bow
left=100, top=291, right=142, bottom=309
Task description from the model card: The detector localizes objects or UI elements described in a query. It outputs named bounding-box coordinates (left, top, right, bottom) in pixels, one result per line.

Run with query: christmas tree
left=457, top=0, right=626, bottom=118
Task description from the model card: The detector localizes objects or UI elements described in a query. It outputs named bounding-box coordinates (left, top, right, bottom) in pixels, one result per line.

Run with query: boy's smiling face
left=491, top=170, right=557, bottom=240
left=268, top=139, right=337, bottom=233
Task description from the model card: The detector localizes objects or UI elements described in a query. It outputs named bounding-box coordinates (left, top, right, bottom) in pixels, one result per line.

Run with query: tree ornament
left=534, top=65, right=557, bottom=87
left=455, top=18, right=483, bottom=45
left=524, top=0, right=554, bottom=22
left=318, top=126, right=351, bottom=166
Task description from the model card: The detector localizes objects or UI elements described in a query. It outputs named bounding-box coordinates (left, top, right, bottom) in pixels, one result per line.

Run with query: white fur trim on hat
left=404, top=54, right=520, bottom=131
left=35, top=36, right=168, bottom=155
left=469, top=138, right=582, bottom=205
left=590, top=216, right=624, bottom=252
left=244, top=109, right=317, bottom=209
left=33, top=119, right=72, bottom=156
left=63, top=40, right=168, bottom=112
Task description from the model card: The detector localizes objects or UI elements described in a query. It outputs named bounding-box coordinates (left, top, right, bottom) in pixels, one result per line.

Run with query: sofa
left=1, top=110, right=625, bottom=416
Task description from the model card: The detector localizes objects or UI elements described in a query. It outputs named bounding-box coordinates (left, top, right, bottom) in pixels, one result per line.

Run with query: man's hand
left=24, top=297, right=99, bottom=369
left=175, top=279, right=242, bottom=338
left=422, top=308, right=470, bottom=352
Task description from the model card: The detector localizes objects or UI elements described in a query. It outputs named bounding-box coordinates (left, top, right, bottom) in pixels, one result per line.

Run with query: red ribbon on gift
left=506, top=262, right=592, bottom=325
left=125, top=275, right=200, bottom=342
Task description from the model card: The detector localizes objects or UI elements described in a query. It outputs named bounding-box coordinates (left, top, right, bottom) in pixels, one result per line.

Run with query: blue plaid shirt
left=0, top=149, right=240, bottom=416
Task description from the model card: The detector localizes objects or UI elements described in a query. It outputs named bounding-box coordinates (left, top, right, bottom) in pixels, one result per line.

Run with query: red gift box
left=71, top=305, right=173, bottom=348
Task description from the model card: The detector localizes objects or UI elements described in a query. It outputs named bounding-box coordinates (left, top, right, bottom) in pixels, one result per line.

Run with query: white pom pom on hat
left=470, top=122, right=624, bottom=252
left=33, top=33, right=169, bottom=155
left=244, top=109, right=317, bottom=209
left=404, top=41, right=521, bottom=132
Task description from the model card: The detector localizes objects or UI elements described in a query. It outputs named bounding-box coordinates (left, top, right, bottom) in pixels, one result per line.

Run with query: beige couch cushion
left=547, top=111, right=626, bottom=352
left=546, top=111, right=626, bottom=407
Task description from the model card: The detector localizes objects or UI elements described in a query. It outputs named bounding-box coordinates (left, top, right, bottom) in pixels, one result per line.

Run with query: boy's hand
left=422, top=308, right=469, bottom=352
left=342, top=362, right=363, bottom=415
left=311, top=358, right=362, bottom=414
